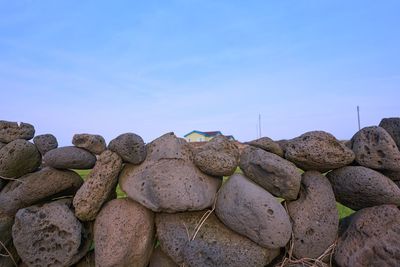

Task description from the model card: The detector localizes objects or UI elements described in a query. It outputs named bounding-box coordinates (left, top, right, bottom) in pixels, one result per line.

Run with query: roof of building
left=184, top=130, right=222, bottom=137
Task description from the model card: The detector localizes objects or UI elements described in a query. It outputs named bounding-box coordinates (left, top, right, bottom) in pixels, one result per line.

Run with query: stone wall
left=1, top=118, right=400, bottom=267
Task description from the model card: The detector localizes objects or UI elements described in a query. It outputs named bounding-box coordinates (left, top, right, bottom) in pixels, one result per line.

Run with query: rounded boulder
left=33, top=134, right=58, bottom=155
left=43, top=146, right=96, bottom=169
left=0, top=120, right=35, bottom=143
left=108, top=133, right=146, bottom=164
left=72, top=133, right=106, bottom=155
left=379, top=117, right=400, bottom=149
left=245, top=136, right=284, bottom=157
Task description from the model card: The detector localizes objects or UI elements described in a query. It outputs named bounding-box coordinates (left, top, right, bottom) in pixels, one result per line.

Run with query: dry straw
left=0, top=240, right=18, bottom=267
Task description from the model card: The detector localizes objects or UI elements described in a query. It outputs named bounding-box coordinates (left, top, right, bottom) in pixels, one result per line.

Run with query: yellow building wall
left=185, top=132, right=208, bottom=142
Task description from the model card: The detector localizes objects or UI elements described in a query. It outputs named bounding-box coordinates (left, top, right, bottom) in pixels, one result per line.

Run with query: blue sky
left=0, top=0, right=399, bottom=145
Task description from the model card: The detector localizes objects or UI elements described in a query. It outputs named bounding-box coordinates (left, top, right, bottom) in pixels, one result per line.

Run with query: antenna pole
left=258, top=114, right=262, bottom=138
left=357, top=106, right=361, bottom=130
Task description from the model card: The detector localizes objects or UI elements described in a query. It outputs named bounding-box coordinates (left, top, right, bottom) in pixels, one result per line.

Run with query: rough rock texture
left=0, top=141, right=5, bottom=150
left=0, top=167, right=83, bottom=215
left=73, top=133, right=106, bottom=155
left=193, top=135, right=239, bottom=176
left=0, top=120, right=35, bottom=143
left=94, top=198, right=154, bottom=267
left=12, top=200, right=88, bottom=267
left=33, top=134, right=58, bottom=155
left=335, top=205, right=400, bottom=267
left=327, top=166, right=400, bottom=210
left=119, top=133, right=221, bottom=212
left=43, top=146, right=96, bottom=169
left=239, top=146, right=301, bottom=200
left=108, top=133, right=146, bottom=164
left=276, top=139, right=291, bottom=155
left=351, top=126, right=400, bottom=171
left=149, top=247, right=178, bottom=267
left=286, top=171, right=339, bottom=259
left=379, top=117, right=400, bottom=149
left=216, top=173, right=292, bottom=249
left=285, top=131, right=355, bottom=172
left=73, top=150, right=123, bottom=221
left=75, top=251, right=95, bottom=267
left=0, top=139, right=41, bottom=178
left=245, top=136, right=284, bottom=157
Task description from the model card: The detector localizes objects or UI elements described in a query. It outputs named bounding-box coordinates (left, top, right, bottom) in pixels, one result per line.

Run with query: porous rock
left=0, top=120, right=34, bottom=143
left=33, top=134, right=58, bottom=155
left=73, top=133, right=106, bottom=155
left=193, top=135, right=239, bottom=176
left=94, top=198, right=154, bottom=267
left=239, top=146, right=301, bottom=200
left=43, top=146, right=96, bottom=169
left=108, top=133, right=146, bottom=164
left=149, top=247, right=178, bottom=267
left=379, top=117, right=400, bottom=149
left=216, top=173, right=292, bottom=249
left=245, top=136, right=284, bottom=157
left=73, top=150, right=122, bottom=221
left=156, top=211, right=280, bottom=267
left=327, top=166, right=400, bottom=210
left=335, top=204, right=400, bottom=267
left=0, top=139, right=41, bottom=178
left=351, top=126, right=400, bottom=171
left=285, top=131, right=355, bottom=172
left=286, top=171, right=339, bottom=259
left=119, top=133, right=221, bottom=213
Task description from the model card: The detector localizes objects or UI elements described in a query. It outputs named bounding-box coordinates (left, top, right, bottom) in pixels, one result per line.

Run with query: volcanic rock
left=43, top=146, right=96, bottom=169
left=379, top=117, right=400, bottom=149
left=0, top=120, right=34, bottom=143
left=73, top=133, right=106, bottom=155
left=246, top=136, right=284, bottom=157
left=108, top=133, right=146, bottom=164
left=33, top=134, right=58, bottom=155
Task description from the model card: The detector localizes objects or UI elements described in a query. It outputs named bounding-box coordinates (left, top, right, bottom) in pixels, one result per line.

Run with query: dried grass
left=0, top=175, right=24, bottom=183
left=0, top=240, right=17, bottom=267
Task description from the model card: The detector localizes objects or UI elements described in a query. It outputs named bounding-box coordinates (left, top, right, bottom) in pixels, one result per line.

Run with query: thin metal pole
left=258, top=114, right=262, bottom=138
left=357, top=106, right=361, bottom=130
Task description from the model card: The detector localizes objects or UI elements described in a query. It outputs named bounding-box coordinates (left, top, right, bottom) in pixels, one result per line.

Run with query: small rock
left=0, top=139, right=41, bottom=178
left=193, top=135, right=239, bottom=176
left=335, top=204, right=400, bottom=267
left=73, top=133, right=106, bottom=155
left=75, top=251, right=95, bottom=267
left=149, top=247, right=178, bottom=267
left=108, top=133, right=146, bottom=164
left=239, top=146, right=301, bottom=200
left=0, top=120, right=35, bottom=143
left=0, top=167, right=83, bottom=215
left=43, top=146, right=96, bottom=169
left=94, top=198, right=154, bottom=267
left=351, top=126, right=400, bottom=171
left=379, top=117, right=400, bottom=149
left=285, top=131, right=355, bottom=172
left=327, top=166, right=400, bottom=210
left=73, top=150, right=123, bottom=221
left=245, top=136, right=284, bottom=157
left=286, top=171, right=339, bottom=259
left=156, top=211, right=280, bottom=267
left=33, top=134, right=58, bottom=155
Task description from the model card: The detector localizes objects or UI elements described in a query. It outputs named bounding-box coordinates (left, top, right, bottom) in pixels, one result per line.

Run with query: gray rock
left=0, top=120, right=34, bottom=143
left=43, top=146, right=96, bottom=169
left=94, top=198, right=154, bottom=267
left=108, top=133, right=146, bottom=164
left=33, top=134, right=58, bottom=155
left=156, top=211, right=280, bottom=267
left=335, top=204, right=400, bottom=267
left=12, top=200, right=88, bottom=267
left=276, top=139, right=291, bottom=155
left=149, top=247, right=178, bottom=267
left=73, top=133, right=106, bottom=155
left=119, top=133, right=221, bottom=213
left=239, top=146, right=301, bottom=200
left=285, top=131, right=355, bottom=172
left=215, top=173, right=292, bottom=249
left=73, top=150, right=123, bottom=221
left=246, top=137, right=284, bottom=157
left=0, top=167, right=83, bottom=215
left=0, top=139, right=41, bottom=178
left=327, top=166, right=400, bottom=210
left=286, top=171, right=339, bottom=259
left=351, top=126, right=400, bottom=171
left=193, top=135, right=239, bottom=176
left=379, top=117, right=400, bottom=149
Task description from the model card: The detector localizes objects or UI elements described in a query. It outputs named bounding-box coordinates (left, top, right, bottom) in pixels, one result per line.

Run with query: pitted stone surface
left=73, top=133, right=106, bottom=155
left=246, top=136, right=284, bottom=157
left=0, top=120, right=35, bottom=143
left=43, top=146, right=96, bottom=169
left=33, top=134, right=58, bottom=155
left=379, top=117, right=400, bottom=149
left=108, top=133, right=146, bottom=164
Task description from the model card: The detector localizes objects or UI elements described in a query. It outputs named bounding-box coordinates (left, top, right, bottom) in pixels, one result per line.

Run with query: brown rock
left=215, top=174, right=292, bottom=249
left=149, top=247, right=178, bottom=267
left=43, top=146, right=96, bottom=169
left=33, top=134, right=58, bottom=155
left=73, top=150, right=123, bottom=221
left=0, top=139, right=41, bottom=178
left=193, top=135, right=239, bottom=176
left=285, top=131, right=355, bottom=172
left=327, top=166, right=400, bottom=210
left=156, top=211, right=280, bottom=267
left=335, top=205, right=400, bottom=267
left=239, top=146, right=301, bottom=200
left=94, top=198, right=154, bottom=267
left=351, top=126, right=400, bottom=171
left=276, top=139, right=291, bottom=155
left=245, top=136, right=284, bottom=157
left=73, top=133, right=106, bottom=155
left=0, top=120, right=34, bottom=143
left=379, top=117, right=400, bottom=149
left=108, top=133, right=146, bottom=164
left=286, top=171, right=339, bottom=259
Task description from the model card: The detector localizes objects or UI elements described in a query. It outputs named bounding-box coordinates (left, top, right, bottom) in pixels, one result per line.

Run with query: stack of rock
left=0, top=118, right=400, bottom=267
